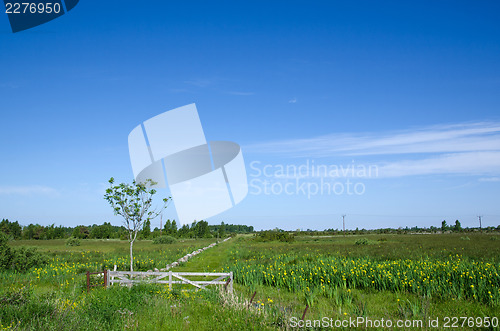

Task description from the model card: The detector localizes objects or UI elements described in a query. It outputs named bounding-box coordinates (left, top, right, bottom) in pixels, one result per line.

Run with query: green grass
left=249, top=233, right=500, bottom=261
left=1, top=234, right=500, bottom=330
left=220, top=233, right=500, bottom=330
left=175, top=239, right=234, bottom=272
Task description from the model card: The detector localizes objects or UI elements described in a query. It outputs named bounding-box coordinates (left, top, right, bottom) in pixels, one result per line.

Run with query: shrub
left=460, top=236, right=470, bottom=241
left=11, top=246, right=48, bottom=272
left=255, top=230, right=294, bottom=242
left=0, top=232, right=47, bottom=272
left=355, top=238, right=368, bottom=245
left=0, top=232, right=13, bottom=271
left=66, top=237, right=81, bottom=246
left=152, top=235, right=177, bottom=244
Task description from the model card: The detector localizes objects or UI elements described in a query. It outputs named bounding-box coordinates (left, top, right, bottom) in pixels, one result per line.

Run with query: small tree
left=142, top=219, right=151, bottom=239
left=171, top=220, right=178, bottom=236
left=72, top=225, right=89, bottom=239
left=218, top=221, right=226, bottom=239
left=164, top=219, right=172, bottom=235
left=104, top=177, right=169, bottom=271
left=454, top=220, right=462, bottom=232
left=196, top=220, right=210, bottom=238
left=441, top=220, right=448, bottom=233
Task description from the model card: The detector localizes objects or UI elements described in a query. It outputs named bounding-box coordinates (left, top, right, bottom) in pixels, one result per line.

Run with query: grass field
left=224, top=233, right=500, bottom=329
left=1, top=233, right=499, bottom=330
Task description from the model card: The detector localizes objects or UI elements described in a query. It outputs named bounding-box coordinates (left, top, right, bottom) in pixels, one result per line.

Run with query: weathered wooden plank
left=182, top=281, right=226, bottom=285
left=110, top=280, right=186, bottom=284
left=110, top=280, right=227, bottom=285
left=206, top=275, right=228, bottom=283
left=173, top=272, right=230, bottom=277
left=110, top=271, right=168, bottom=276
left=172, top=274, right=203, bottom=289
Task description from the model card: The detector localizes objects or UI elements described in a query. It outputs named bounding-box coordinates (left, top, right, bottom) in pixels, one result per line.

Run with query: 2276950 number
left=5, top=2, right=61, bottom=14
left=443, top=316, right=498, bottom=328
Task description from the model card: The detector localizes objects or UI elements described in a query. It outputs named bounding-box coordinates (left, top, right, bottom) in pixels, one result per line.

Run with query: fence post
left=104, top=269, right=108, bottom=288
left=86, top=271, right=90, bottom=293
left=111, top=265, right=117, bottom=285
left=229, top=272, right=233, bottom=294
left=169, top=270, right=172, bottom=291
left=301, top=305, right=309, bottom=320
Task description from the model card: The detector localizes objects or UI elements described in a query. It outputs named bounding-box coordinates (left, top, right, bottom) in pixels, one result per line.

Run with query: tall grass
left=226, top=235, right=500, bottom=307
left=229, top=253, right=500, bottom=305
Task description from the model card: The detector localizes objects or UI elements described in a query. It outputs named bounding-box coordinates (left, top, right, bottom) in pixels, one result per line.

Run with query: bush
left=0, top=232, right=13, bottom=271
left=11, top=246, right=48, bottom=272
left=460, top=236, right=470, bottom=241
left=66, top=237, right=81, bottom=246
left=255, top=230, right=294, bottom=242
left=355, top=238, right=368, bottom=245
left=152, top=235, right=177, bottom=244
left=0, top=232, right=47, bottom=272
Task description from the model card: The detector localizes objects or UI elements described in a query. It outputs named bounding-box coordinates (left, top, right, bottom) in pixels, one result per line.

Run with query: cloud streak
left=378, top=151, right=500, bottom=177
left=224, top=91, right=254, bottom=96
left=247, top=122, right=500, bottom=156
left=0, top=185, right=58, bottom=196
left=245, top=122, right=500, bottom=177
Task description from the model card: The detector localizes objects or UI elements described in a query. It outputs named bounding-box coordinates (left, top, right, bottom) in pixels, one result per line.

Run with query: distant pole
left=478, top=215, right=482, bottom=232
left=342, top=215, right=346, bottom=237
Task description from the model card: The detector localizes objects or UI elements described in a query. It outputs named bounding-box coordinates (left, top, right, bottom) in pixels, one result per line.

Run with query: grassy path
left=173, top=237, right=236, bottom=272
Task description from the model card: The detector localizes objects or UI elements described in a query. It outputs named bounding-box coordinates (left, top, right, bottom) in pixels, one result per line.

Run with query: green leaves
left=104, top=177, right=171, bottom=271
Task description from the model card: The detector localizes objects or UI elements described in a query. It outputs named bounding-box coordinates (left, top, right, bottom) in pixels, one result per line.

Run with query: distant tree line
left=144, top=220, right=253, bottom=240
left=0, top=218, right=254, bottom=240
left=293, top=220, right=500, bottom=236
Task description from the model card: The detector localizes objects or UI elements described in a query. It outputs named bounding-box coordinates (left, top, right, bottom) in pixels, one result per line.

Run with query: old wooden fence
left=105, top=270, right=233, bottom=293
left=86, top=270, right=108, bottom=292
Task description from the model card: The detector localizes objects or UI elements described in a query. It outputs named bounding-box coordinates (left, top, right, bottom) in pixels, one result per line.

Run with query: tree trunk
left=130, top=239, right=134, bottom=272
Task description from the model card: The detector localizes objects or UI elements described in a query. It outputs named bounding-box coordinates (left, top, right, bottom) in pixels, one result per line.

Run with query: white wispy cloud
left=478, top=177, right=500, bottom=182
left=168, top=88, right=190, bottom=93
left=245, top=122, right=500, bottom=177
left=224, top=91, right=254, bottom=96
left=0, top=185, right=58, bottom=196
left=288, top=98, right=297, bottom=103
left=247, top=122, right=500, bottom=157
left=184, top=79, right=213, bottom=88
left=378, top=151, right=500, bottom=177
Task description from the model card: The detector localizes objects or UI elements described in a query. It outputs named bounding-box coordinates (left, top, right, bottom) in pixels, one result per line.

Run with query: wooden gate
left=107, top=271, right=233, bottom=293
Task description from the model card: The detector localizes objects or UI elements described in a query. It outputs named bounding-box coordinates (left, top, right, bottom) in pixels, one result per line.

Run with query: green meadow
left=1, top=233, right=499, bottom=330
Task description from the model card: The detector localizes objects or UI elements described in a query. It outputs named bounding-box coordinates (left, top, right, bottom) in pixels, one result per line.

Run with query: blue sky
left=1, top=1, right=500, bottom=230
